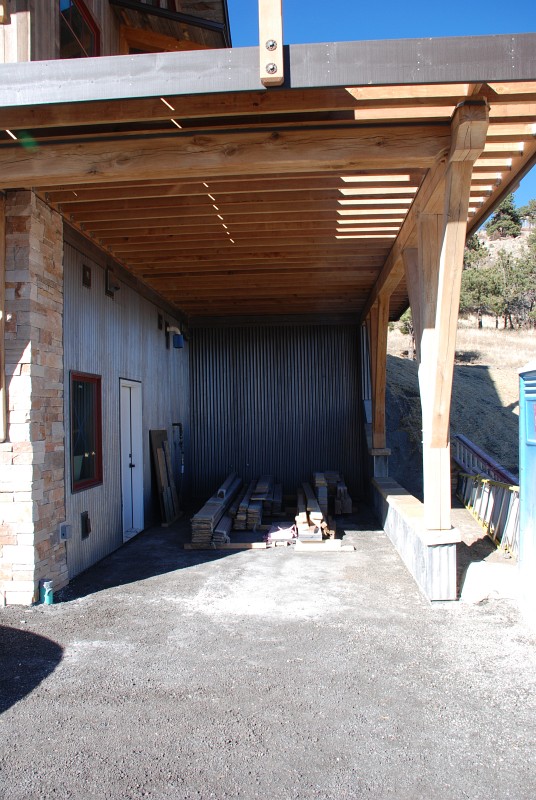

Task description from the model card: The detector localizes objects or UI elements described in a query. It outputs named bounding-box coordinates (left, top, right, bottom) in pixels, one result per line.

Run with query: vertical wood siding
left=63, top=242, right=189, bottom=578
left=190, top=324, right=363, bottom=500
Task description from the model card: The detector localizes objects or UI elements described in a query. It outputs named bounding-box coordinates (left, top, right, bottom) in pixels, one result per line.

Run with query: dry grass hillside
left=386, top=318, right=536, bottom=497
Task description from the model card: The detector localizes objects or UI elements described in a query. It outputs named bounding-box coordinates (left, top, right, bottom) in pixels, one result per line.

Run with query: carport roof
left=0, top=34, right=535, bottom=322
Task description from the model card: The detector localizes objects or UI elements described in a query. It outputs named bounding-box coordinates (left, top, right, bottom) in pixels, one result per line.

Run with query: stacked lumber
left=233, top=475, right=282, bottom=530
left=217, top=472, right=238, bottom=500
left=295, top=483, right=323, bottom=541
left=227, top=490, right=242, bottom=520
left=247, top=499, right=263, bottom=530
left=313, top=472, right=329, bottom=518
left=234, top=480, right=256, bottom=530
left=250, top=475, right=273, bottom=518
left=212, top=515, right=232, bottom=545
left=324, top=471, right=341, bottom=496
left=335, top=479, right=353, bottom=515
left=191, top=474, right=241, bottom=546
left=272, top=484, right=283, bottom=515
left=302, top=482, right=323, bottom=526
left=150, top=430, right=180, bottom=526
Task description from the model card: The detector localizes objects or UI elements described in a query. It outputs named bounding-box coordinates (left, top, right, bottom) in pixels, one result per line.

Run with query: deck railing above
left=452, top=433, right=518, bottom=485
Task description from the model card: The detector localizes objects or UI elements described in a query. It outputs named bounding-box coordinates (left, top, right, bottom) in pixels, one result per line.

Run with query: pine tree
left=485, top=193, right=522, bottom=238
left=519, top=198, right=536, bottom=229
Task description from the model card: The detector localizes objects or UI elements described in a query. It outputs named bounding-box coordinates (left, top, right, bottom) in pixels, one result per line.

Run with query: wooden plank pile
left=212, top=515, right=232, bottom=546
left=313, top=472, right=329, bottom=518
left=150, top=429, right=180, bottom=526
left=228, top=475, right=283, bottom=531
left=246, top=499, right=263, bottom=530
left=311, top=470, right=354, bottom=517
left=335, top=478, right=353, bottom=515
left=233, top=480, right=256, bottom=531
left=295, top=483, right=323, bottom=541
left=191, top=471, right=345, bottom=549
left=272, top=484, right=283, bottom=515
left=191, top=473, right=242, bottom=547
left=252, top=475, right=272, bottom=516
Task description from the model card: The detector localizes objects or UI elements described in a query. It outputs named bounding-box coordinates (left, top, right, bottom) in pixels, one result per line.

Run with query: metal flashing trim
left=0, top=33, right=535, bottom=107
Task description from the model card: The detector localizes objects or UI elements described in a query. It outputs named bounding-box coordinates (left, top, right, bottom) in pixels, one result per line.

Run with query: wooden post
left=0, top=193, right=6, bottom=442
left=258, top=0, right=284, bottom=87
left=412, top=101, right=489, bottom=530
left=368, top=290, right=390, bottom=450
left=402, top=247, right=422, bottom=363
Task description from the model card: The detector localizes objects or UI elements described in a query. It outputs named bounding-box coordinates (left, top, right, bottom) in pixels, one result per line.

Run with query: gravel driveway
left=1, top=515, right=535, bottom=799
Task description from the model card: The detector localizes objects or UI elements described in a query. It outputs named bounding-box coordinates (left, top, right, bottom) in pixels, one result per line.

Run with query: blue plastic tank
left=519, top=362, right=536, bottom=621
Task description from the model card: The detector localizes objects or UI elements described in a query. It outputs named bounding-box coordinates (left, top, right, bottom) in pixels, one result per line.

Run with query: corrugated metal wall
left=190, top=324, right=363, bottom=499
left=64, top=239, right=189, bottom=579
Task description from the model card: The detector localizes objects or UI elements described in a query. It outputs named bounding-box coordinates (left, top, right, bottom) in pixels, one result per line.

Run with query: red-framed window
left=60, top=0, right=100, bottom=59
left=70, top=371, right=103, bottom=492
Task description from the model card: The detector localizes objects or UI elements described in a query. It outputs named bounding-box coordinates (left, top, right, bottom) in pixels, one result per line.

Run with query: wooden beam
left=367, top=294, right=390, bottom=450
left=0, top=193, right=6, bottom=442
left=258, top=0, right=284, bottom=87
left=416, top=102, right=489, bottom=530
left=0, top=125, right=450, bottom=188
left=42, top=174, right=424, bottom=205
left=2, top=81, right=530, bottom=134
left=402, top=248, right=421, bottom=362
left=53, top=185, right=419, bottom=214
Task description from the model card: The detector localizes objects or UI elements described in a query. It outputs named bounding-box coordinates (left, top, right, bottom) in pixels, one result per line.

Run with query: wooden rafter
left=0, top=47, right=533, bottom=321
left=0, top=125, right=450, bottom=187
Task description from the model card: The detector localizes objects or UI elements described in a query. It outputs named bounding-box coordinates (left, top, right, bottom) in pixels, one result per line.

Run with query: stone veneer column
left=0, top=190, right=67, bottom=605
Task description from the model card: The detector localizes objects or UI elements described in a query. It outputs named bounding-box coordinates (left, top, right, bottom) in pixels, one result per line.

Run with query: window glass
left=71, top=372, right=103, bottom=491
left=60, top=0, right=99, bottom=59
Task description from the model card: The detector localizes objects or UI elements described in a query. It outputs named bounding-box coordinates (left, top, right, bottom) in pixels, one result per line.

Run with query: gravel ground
left=1, top=515, right=535, bottom=800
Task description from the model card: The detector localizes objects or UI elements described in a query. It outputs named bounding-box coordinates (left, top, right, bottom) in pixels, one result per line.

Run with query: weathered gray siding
left=63, top=238, right=189, bottom=579
left=190, top=324, right=363, bottom=500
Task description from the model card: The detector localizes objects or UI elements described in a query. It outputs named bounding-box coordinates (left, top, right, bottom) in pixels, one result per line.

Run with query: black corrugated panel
left=190, top=324, right=363, bottom=499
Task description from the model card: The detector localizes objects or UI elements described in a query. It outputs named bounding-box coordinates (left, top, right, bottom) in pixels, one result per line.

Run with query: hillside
left=386, top=322, right=536, bottom=497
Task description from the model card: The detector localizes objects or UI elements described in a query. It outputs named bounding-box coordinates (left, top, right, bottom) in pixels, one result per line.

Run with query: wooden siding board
left=63, top=241, right=189, bottom=579
left=190, top=324, right=363, bottom=501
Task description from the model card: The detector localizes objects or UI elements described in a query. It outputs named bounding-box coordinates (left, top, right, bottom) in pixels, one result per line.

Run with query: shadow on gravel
left=0, top=626, right=63, bottom=714
left=456, top=536, right=498, bottom=598
left=56, top=517, right=253, bottom=603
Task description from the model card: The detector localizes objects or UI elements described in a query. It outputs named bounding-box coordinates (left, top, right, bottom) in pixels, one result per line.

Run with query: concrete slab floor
left=1, top=510, right=535, bottom=800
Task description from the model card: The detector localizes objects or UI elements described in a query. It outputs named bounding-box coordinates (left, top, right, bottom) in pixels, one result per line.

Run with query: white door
left=120, top=379, right=144, bottom=542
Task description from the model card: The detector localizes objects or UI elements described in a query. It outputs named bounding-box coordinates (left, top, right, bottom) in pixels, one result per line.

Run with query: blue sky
left=227, top=0, right=535, bottom=208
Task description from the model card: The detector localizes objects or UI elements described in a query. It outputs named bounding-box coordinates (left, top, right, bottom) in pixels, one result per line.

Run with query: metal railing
left=452, top=434, right=519, bottom=557
left=452, top=433, right=518, bottom=485
left=456, top=472, right=520, bottom=556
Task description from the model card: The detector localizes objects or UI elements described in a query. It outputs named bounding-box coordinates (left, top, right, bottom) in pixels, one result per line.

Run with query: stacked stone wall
left=0, top=190, right=66, bottom=605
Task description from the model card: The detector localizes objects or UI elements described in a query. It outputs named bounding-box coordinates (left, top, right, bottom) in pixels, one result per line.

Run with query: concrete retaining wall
left=372, top=477, right=460, bottom=601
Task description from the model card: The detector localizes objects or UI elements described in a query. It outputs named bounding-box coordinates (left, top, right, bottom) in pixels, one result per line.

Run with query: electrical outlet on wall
left=59, top=523, right=72, bottom=541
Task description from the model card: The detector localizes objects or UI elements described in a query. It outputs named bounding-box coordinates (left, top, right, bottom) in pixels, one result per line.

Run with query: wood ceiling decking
left=1, top=52, right=535, bottom=321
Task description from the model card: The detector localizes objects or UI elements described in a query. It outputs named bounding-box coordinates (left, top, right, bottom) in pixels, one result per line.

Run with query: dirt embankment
left=386, top=323, right=536, bottom=496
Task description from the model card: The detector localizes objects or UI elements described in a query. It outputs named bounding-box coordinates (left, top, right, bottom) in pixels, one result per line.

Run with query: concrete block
left=373, top=478, right=459, bottom=601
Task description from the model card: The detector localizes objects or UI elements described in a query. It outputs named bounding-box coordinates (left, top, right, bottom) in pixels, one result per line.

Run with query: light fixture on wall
left=166, top=324, right=184, bottom=349
left=105, top=267, right=121, bottom=297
